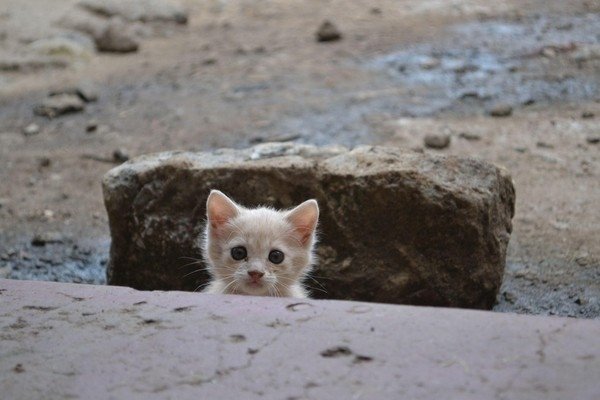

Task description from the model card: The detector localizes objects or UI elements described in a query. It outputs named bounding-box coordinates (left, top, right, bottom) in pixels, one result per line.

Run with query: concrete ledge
left=1, top=279, right=598, bottom=399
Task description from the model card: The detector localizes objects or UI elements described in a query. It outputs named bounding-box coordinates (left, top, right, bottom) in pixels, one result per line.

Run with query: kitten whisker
left=182, top=267, right=209, bottom=278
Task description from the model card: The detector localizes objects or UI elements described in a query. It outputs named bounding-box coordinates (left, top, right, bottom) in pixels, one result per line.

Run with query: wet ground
left=1, top=0, right=599, bottom=317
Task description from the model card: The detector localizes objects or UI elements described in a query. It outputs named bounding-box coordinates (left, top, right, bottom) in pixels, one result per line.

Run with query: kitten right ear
left=286, top=199, right=319, bottom=246
left=206, top=190, right=239, bottom=232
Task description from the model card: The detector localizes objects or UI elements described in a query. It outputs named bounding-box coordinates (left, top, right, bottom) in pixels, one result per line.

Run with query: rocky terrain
left=0, top=0, right=598, bottom=317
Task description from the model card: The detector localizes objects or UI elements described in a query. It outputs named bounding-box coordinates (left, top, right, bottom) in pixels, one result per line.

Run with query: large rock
left=79, top=0, right=188, bottom=24
left=102, top=143, right=515, bottom=309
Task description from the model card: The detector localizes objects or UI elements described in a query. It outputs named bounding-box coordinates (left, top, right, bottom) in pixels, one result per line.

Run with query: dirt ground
left=0, top=0, right=598, bottom=317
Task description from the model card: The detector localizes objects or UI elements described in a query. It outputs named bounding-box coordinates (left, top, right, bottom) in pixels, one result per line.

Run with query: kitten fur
left=202, top=190, right=319, bottom=298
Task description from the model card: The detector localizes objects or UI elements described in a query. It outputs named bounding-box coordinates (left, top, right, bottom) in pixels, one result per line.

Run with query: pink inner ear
left=287, top=200, right=319, bottom=245
left=207, top=191, right=239, bottom=233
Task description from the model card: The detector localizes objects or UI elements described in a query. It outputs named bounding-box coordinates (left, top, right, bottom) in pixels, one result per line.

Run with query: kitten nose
left=247, top=270, right=265, bottom=281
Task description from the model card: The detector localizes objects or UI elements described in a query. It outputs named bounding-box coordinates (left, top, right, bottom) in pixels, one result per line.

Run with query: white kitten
left=202, top=190, right=319, bottom=298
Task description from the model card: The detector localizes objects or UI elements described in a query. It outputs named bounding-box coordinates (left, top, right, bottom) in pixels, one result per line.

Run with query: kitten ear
left=286, top=199, right=319, bottom=246
left=206, top=190, right=240, bottom=231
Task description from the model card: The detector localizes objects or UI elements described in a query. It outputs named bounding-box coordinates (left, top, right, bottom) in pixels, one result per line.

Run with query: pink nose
left=247, top=270, right=265, bottom=281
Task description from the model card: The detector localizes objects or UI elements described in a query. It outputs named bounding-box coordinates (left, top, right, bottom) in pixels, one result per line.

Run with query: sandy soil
left=0, top=0, right=598, bottom=317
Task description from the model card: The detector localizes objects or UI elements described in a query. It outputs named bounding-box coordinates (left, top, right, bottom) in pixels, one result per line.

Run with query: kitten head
left=203, top=190, right=319, bottom=296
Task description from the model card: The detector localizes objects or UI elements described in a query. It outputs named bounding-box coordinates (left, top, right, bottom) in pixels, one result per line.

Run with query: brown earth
left=0, top=0, right=598, bottom=317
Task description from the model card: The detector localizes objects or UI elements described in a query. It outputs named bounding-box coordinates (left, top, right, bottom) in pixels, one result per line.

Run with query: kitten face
left=203, top=190, right=319, bottom=297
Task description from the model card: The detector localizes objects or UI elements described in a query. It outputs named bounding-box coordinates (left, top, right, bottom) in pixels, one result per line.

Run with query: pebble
left=536, top=141, right=554, bottom=149
left=487, top=103, right=513, bottom=117
left=424, top=133, right=451, bottom=149
left=96, top=19, right=139, bottom=53
left=38, top=157, right=51, bottom=168
left=22, top=123, right=40, bottom=136
left=586, top=134, right=600, bottom=144
left=86, top=120, right=98, bottom=133
left=316, top=21, right=342, bottom=42
left=50, top=81, right=99, bottom=103
left=581, top=111, right=595, bottom=119
left=458, top=132, right=481, bottom=141
left=113, top=148, right=130, bottom=163
left=419, top=56, right=441, bottom=70
left=31, top=232, right=65, bottom=246
left=34, top=94, right=85, bottom=118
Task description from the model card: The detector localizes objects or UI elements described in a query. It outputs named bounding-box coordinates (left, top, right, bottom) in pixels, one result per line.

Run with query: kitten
left=202, top=190, right=319, bottom=298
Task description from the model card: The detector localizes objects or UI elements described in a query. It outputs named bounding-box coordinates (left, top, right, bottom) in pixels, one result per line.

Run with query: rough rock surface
left=103, top=143, right=515, bottom=309
left=1, top=279, right=598, bottom=400
left=79, top=0, right=188, bottom=24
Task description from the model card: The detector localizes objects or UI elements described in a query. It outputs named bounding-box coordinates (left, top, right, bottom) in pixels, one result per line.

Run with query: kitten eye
left=268, top=250, right=284, bottom=264
left=230, top=246, right=247, bottom=261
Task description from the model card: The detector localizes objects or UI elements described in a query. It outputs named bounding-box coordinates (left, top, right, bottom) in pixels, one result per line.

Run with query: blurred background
left=0, top=0, right=598, bottom=317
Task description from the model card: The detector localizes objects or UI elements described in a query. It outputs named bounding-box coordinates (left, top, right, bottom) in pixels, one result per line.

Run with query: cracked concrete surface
left=0, top=279, right=598, bottom=399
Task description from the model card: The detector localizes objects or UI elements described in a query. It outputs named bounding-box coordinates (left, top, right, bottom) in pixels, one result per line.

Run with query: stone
left=458, top=131, right=481, bottom=141
left=50, top=82, right=99, bottom=103
left=419, top=56, right=441, bottom=70
left=581, top=111, right=594, bottom=119
left=112, top=148, right=130, bottom=163
left=586, top=134, right=600, bottom=144
left=31, top=232, right=65, bottom=246
left=79, top=0, right=188, bottom=24
left=22, top=123, right=40, bottom=136
left=103, top=144, right=515, bottom=309
left=34, top=94, right=85, bottom=118
left=424, top=133, right=451, bottom=149
left=487, top=103, right=513, bottom=117
left=95, top=19, right=139, bottom=53
left=1, top=279, right=599, bottom=399
left=316, top=20, right=342, bottom=42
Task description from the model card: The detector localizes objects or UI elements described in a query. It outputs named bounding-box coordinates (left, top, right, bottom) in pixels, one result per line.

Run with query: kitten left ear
left=286, top=199, right=319, bottom=246
left=206, top=190, right=240, bottom=232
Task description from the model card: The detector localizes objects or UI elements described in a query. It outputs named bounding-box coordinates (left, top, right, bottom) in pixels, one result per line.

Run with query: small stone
left=370, top=7, right=382, bottom=15
left=22, top=123, right=40, bottom=136
left=96, top=19, right=139, bottom=53
left=34, top=94, right=85, bottom=118
left=38, top=157, right=51, bottom=168
left=424, top=133, right=451, bottom=149
left=522, top=98, right=536, bottom=106
left=419, top=56, right=441, bottom=70
left=581, top=111, right=595, bottom=119
left=31, top=232, right=65, bottom=246
left=50, top=82, right=99, bottom=103
left=514, top=147, right=527, bottom=153
left=86, top=121, right=98, bottom=133
left=586, top=134, right=600, bottom=144
left=502, top=291, right=517, bottom=304
left=536, top=141, right=554, bottom=149
left=202, top=58, right=217, bottom=65
left=487, top=103, right=513, bottom=117
left=316, top=21, right=342, bottom=42
left=113, top=149, right=130, bottom=163
left=541, top=47, right=556, bottom=58
left=458, top=132, right=481, bottom=141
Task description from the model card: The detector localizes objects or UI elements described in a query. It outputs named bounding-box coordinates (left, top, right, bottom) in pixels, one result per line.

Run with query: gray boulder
left=102, top=143, right=515, bottom=309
